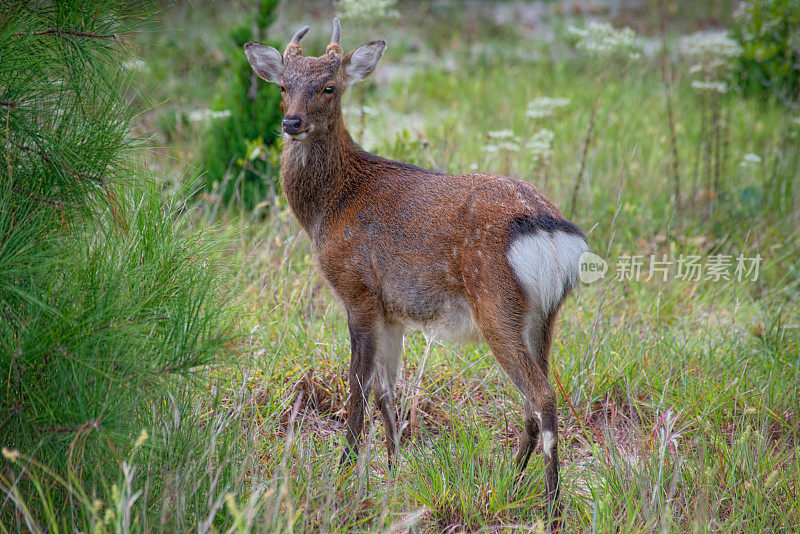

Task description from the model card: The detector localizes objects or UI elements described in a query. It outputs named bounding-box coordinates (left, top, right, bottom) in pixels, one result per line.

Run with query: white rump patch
left=507, top=230, right=587, bottom=313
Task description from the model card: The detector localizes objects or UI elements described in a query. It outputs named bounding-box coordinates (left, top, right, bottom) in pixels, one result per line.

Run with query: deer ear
left=244, top=42, right=284, bottom=83
left=343, top=40, right=385, bottom=84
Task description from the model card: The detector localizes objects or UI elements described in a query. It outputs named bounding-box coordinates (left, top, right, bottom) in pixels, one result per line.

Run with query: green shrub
left=203, top=0, right=283, bottom=208
left=0, top=0, right=236, bottom=522
left=734, top=0, right=800, bottom=103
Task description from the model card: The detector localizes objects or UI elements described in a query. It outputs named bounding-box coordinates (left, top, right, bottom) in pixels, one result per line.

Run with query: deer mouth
left=285, top=124, right=314, bottom=141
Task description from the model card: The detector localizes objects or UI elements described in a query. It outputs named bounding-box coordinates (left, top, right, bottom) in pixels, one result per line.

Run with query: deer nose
left=282, top=117, right=303, bottom=135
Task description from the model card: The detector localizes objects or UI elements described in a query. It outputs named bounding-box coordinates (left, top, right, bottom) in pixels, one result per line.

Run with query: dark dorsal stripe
left=508, top=214, right=585, bottom=242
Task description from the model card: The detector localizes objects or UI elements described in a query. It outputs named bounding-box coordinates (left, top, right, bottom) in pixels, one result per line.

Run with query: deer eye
left=279, top=85, right=286, bottom=93
left=323, top=86, right=335, bottom=94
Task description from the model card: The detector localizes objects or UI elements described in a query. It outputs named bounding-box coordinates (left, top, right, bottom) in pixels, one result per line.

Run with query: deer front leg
left=340, top=315, right=376, bottom=467
left=373, top=320, right=404, bottom=466
left=374, top=367, right=398, bottom=464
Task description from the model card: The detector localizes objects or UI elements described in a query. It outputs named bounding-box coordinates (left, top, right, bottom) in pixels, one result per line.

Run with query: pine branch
left=15, top=28, right=133, bottom=40
left=43, top=418, right=102, bottom=435
left=11, top=187, right=67, bottom=209
left=15, top=142, right=109, bottom=184
left=0, top=2, right=236, bottom=504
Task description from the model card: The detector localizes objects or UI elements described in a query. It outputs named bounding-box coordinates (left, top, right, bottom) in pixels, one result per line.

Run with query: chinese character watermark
left=578, top=252, right=762, bottom=284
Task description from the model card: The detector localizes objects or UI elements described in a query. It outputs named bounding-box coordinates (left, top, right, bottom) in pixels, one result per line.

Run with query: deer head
left=244, top=19, right=385, bottom=141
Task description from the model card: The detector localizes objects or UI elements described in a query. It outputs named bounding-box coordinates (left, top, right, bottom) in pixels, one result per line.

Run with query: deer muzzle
left=282, top=116, right=304, bottom=135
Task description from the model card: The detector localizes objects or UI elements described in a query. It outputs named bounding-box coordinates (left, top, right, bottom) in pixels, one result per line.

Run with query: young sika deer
left=245, top=19, right=587, bottom=525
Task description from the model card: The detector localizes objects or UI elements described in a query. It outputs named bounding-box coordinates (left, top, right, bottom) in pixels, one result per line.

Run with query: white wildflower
left=526, top=129, right=555, bottom=164
left=336, top=0, right=399, bottom=21
left=682, top=32, right=740, bottom=94
left=690, top=80, right=729, bottom=93
left=187, top=109, right=232, bottom=122
left=497, top=141, right=520, bottom=152
left=679, top=31, right=742, bottom=60
left=570, top=21, right=638, bottom=56
left=526, top=97, right=570, bottom=119
left=484, top=130, right=521, bottom=153
left=740, top=153, right=762, bottom=166
left=487, top=129, right=517, bottom=140
left=484, top=140, right=520, bottom=153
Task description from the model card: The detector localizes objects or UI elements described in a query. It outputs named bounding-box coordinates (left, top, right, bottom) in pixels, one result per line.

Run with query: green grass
left=4, top=1, right=800, bottom=532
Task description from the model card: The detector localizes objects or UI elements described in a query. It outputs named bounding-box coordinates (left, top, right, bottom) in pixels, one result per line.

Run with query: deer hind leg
left=373, top=320, right=404, bottom=466
left=340, top=312, right=377, bottom=466
left=534, top=380, right=562, bottom=530
left=472, top=288, right=562, bottom=523
left=522, top=308, right=560, bottom=479
left=515, top=399, right=541, bottom=471
left=524, top=308, right=564, bottom=532
left=514, top=309, right=549, bottom=470
left=517, top=306, right=563, bottom=529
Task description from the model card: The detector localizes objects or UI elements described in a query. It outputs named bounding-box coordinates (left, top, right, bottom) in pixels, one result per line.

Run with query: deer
left=245, top=18, right=587, bottom=528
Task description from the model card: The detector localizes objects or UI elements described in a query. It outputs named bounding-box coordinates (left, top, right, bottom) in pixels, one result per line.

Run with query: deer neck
left=280, top=115, right=364, bottom=236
